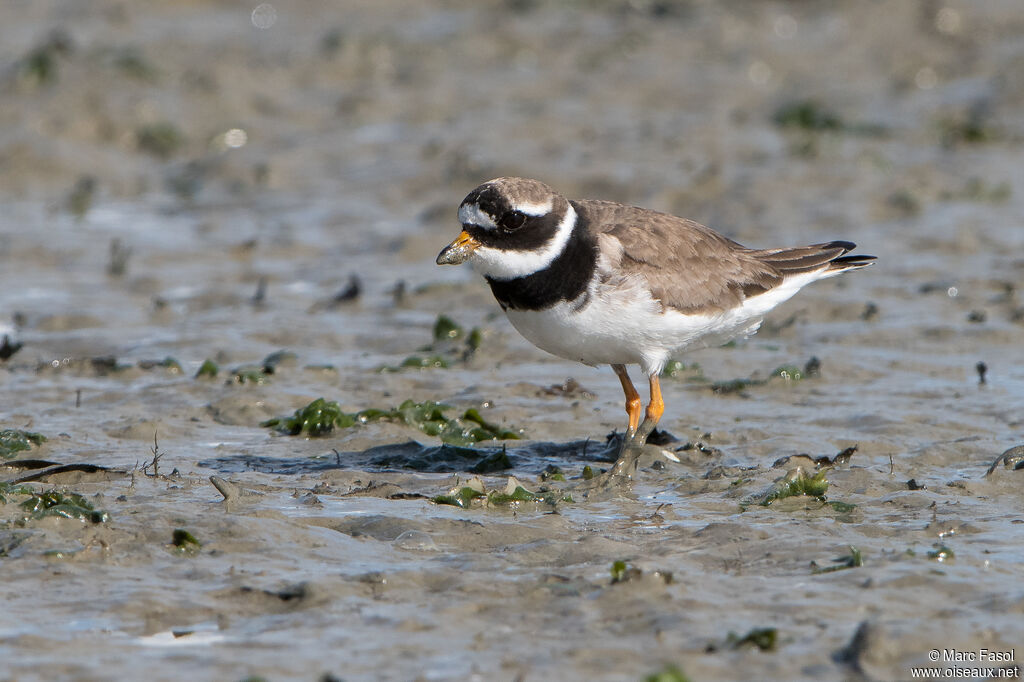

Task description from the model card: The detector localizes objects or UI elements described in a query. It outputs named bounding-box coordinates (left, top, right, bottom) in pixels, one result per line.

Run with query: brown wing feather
left=750, top=242, right=851, bottom=275
left=577, top=200, right=782, bottom=314
left=750, top=241, right=876, bottom=276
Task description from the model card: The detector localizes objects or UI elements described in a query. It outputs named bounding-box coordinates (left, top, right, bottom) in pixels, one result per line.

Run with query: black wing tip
left=815, top=240, right=857, bottom=253
left=815, top=241, right=876, bottom=269
left=829, top=253, right=877, bottom=270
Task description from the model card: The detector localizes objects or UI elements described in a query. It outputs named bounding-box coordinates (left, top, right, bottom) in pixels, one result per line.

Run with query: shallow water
left=2, top=1, right=1024, bottom=680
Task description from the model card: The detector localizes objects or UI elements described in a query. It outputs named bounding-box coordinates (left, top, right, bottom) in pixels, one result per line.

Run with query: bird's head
left=436, top=177, right=576, bottom=280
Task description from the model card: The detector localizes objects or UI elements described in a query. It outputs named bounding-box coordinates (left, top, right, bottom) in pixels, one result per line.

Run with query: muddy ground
left=1, top=1, right=1023, bottom=680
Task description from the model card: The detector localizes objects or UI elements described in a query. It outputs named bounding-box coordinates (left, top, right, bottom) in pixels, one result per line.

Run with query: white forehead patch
left=512, top=197, right=553, bottom=217
left=469, top=203, right=577, bottom=281
left=458, top=203, right=497, bottom=230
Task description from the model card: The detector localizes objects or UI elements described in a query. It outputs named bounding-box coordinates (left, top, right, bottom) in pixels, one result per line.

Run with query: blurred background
left=3, top=0, right=1022, bottom=232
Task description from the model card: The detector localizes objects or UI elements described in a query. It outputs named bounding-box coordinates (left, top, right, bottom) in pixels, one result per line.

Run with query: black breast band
left=486, top=202, right=597, bottom=311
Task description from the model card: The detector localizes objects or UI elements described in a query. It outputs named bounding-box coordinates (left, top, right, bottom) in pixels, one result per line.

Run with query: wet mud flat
left=3, top=0, right=1024, bottom=680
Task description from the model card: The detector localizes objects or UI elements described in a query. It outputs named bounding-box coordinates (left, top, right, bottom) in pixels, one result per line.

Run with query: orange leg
left=611, top=364, right=642, bottom=434
left=645, top=374, right=664, bottom=425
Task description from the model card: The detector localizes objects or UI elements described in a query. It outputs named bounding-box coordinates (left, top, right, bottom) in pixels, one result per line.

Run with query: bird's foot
left=600, top=416, right=660, bottom=486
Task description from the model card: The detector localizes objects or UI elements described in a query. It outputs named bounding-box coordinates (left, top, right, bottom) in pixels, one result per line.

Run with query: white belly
left=504, top=270, right=825, bottom=376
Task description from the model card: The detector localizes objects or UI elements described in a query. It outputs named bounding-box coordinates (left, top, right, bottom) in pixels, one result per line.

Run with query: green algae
left=938, top=112, right=1001, bottom=147
left=17, top=31, right=72, bottom=87
left=433, top=476, right=568, bottom=510
left=263, top=398, right=522, bottom=446
left=195, top=358, right=219, bottom=379
left=643, top=665, right=691, bottom=682
left=391, top=400, right=456, bottom=438
left=378, top=354, right=450, bottom=372
left=610, top=560, right=642, bottom=584
left=136, top=122, right=185, bottom=159
left=774, top=100, right=844, bottom=131
left=403, top=355, right=449, bottom=369
left=137, top=356, right=185, bottom=374
left=19, top=490, right=109, bottom=523
left=0, top=429, right=47, bottom=460
left=486, top=485, right=537, bottom=505
left=262, top=398, right=350, bottom=437
left=774, top=100, right=884, bottom=136
left=812, top=546, right=864, bottom=574
left=432, top=486, right=486, bottom=509
left=661, top=360, right=705, bottom=381
left=230, top=367, right=269, bottom=385
left=712, top=358, right=821, bottom=394
left=827, top=500, right=857, bottom=513
left=761, top=470, right=829, bottom=506
left=389, top=399, right=521, bottom=446
left=711, top=378, right=756, bottom=395
left=728, top=627, right=778, bottom=651
left=540, top=465, right=566, bottom=482
left=172, top=529, right=202, bottom=555
left=0, top=481, right=33, bottom=504
left=771, top=365, right=806, bottom=381
left=433, top=315, right=463, bottom=341
left=110, top=47, right=159, bottom=82
left=21, top=45, right=60, bottom=85
left=379, top=315, right=483, bottom=372
left=928, top=544, right=955, bottom=562
left=462, top=408, right=521, bottom=441
left=67, top=176, right=95, bottom=219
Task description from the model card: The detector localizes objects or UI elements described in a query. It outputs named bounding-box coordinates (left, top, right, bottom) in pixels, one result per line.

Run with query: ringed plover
left=437, top=177, right=875, bottom=480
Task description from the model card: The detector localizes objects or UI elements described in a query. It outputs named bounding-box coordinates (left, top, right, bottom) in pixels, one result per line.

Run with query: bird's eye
left=500, top=211, right=527, bottom=231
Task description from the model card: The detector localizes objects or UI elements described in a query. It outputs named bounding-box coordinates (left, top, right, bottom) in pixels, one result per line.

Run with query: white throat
left=470, top=203, right=577, bottom=281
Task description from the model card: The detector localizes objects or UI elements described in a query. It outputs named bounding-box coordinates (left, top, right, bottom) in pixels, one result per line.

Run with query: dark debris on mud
left=199, top=436, right=624, bottom=476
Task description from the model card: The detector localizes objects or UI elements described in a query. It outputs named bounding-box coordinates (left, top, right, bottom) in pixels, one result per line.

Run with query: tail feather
left=753, top=240, right=875, bottom=276
left=827, top=253, right=877, bottom=272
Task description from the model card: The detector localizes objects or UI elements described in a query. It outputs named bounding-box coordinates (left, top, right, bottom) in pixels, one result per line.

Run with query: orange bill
left=436, top=230, right=481, bottom=265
